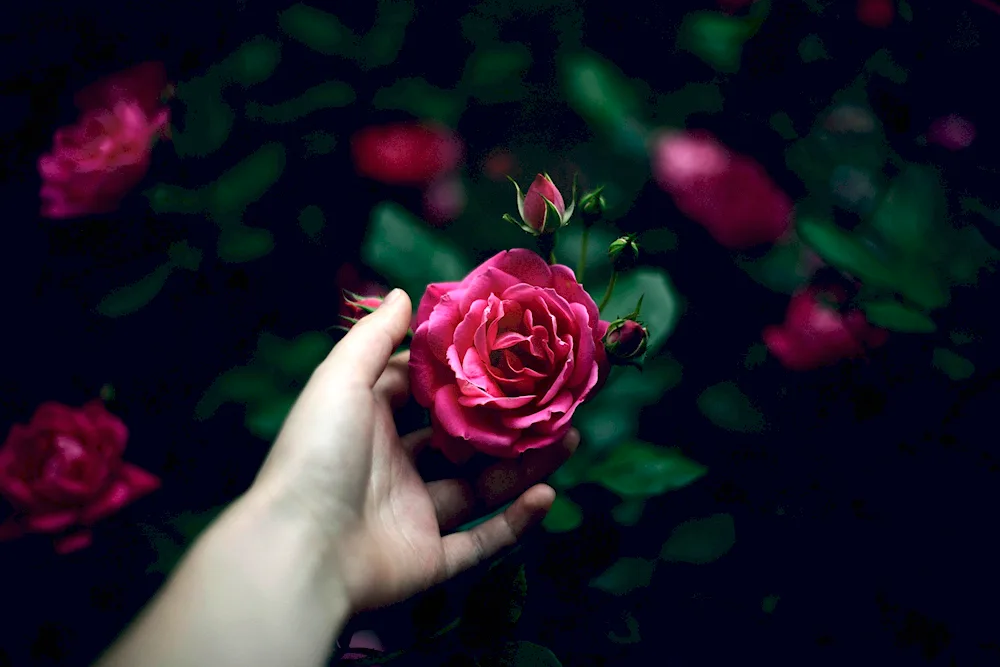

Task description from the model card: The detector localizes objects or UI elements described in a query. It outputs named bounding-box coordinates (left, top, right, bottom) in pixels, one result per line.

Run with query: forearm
left=96, top=489, right=351, bottom=667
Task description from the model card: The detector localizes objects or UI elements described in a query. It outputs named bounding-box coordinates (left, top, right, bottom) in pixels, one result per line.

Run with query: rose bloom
left=762, top=286, right=889, bottom=371
left=0, top=401, right=160, bottom=554
left=350, top=122, right=464, bottom=186
left=409, top=249, right=609, bottom=462
left=927, top=114, right=975, bottom=151
left=651, top=130, right=792, bottom=249
left=38, top=61, right=171, bottom=219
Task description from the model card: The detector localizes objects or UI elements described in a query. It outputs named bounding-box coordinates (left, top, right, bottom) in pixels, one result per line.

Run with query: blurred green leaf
left=210, top=143, right=286, bottom=220
left=862, top=301, right=936, bottom=333
left=217, top=226, right=275, bottom=263
left=762, top=594, right=780, bottom=613
left=542, top=495, right=583, bottom=533
left=372, top=78, right=465, bottom=126
left=736, top=238, right=810, bottom=295
left=596, top=268, right=681, bottom=357
left=865, top=49, right=908, bottom=84
left=932, top=348, right=975, bottom=380
left=654, top=82, right=723, bottom=126
left=769, top=112, right=798, bottom=139
left=590, top=557, right=655, bottom=596
left=302, top=130, right=337, bottom=157
left=798, top=34, right=829, bottom=62
left=899, top=0, right=913, bottom=20
left=797, top=217, right=896, bottom=286
left=146, top=183, right=206, bottom=215
left=298, top=205, right=326, bottom=241
left=553, top=223, right=618, bottom=285
left=358, top=0, right=414, bottom=69
left=660, top=513, right=736, bottom=564
left=588, top=441, right=707, bottom=499
left=245, top=393, right=298, bottom=440
left=269, top=332, right=334, bottom=380
left=195, top=366, right=278, bottom=420
left=744, top=342, right=769, bottom=369
left=677, top=11, right=754, bottom=74
left=172, top=81, right=235, bottom=158
left=608, top=611, right=641, bottom=645
left=611, top=498, right=646, bottom=526
left=278, top=4, right=358, bottom=56
left=246, top=82, right=356, bottom=123
left=697, top=382, right=767, bottom=433
left=221, top=35, right=281, bottom=87
left=462, top=43, right=532, bottom=103
left=95, top=263, right=173, bottom=318
left=477, top=641, right=562, bottom=667
left=562, top=50, right=646, bottom=153
left=946, top=225, right=999, bottom=286
left=167, top=240, right=203, bottom=271
left=870, top=165, right=945, bottom=257
left=362, top=202, right=473, bottom=299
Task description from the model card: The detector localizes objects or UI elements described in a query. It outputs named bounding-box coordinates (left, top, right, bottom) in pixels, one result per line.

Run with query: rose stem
left=598, top=271, right=618, bottom=313
left=576, top=226, right=590, bottom=282
left=538, top=233, right=557, bottom=265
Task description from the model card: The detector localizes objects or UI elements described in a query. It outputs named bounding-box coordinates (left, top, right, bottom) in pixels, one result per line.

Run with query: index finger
left=314, top=288, right=413, bottom=390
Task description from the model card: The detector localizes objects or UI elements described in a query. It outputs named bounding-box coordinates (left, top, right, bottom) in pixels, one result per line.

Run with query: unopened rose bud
left=342, top=291, right=383, bottom=324
left=503, top=172, right=577, bottom=236
left=579, top=187, right=607, bottom=226
left=608, top=234, right=640, bottom=271
left=604, top=318, right=649, bottom=363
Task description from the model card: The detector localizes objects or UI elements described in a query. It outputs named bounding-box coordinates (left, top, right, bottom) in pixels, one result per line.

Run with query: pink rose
left=0, top=401, right=160, bottom=554
left=762, top=286, right=889, bottom=371
left=409, top=249, right=610, bottom=462
left=927, top=114, right=975, bottom=151
left=350, top=122, right=464, bottom=186
left=651, top=130, right=792, bottom=249
left=38, top=62, right=171, bottom=219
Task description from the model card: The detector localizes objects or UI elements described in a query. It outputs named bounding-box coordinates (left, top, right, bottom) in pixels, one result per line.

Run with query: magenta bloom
left=0, top=401, right=160, bottom=554
left=409, top=249, right=609, bottom=462
left=350, top=122, right=464, bottom=186
left=38, top=62, right=170, bottom=219
left=522, top=174, right=567, bottom=232
left=927, top=114, right=976, bottom=151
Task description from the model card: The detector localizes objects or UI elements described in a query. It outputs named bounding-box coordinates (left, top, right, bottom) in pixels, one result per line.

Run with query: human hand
left=249, top=288, right=580, bottom=614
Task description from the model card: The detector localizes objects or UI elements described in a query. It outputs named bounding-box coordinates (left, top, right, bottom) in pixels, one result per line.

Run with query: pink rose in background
left=856, top=0, right=894, bottom=28
left=38, top=62, right=171, bottom=219
left=652, top=130, right=792, bottom=249
left=351, top=122, right=464, bottom=186
left=409, top=249, right=609, bottom=463
left=927, top=114, right=975, bottom=151
left=762, top=286, right=889, bottom=371
left=0, top=401, right=160, bottom=554
left=482, top=149, right=521, bottom=181
left=339, top=630, right=384, bottom=661
left=422, top=174, right=468, bottom=225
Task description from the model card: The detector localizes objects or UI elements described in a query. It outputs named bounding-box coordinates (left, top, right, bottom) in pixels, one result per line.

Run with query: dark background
left=2, top=1, right=1000, bottom=665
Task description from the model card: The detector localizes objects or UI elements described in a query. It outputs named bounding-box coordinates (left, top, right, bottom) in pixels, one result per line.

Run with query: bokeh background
left=3, top=0, right=1000, bottom=665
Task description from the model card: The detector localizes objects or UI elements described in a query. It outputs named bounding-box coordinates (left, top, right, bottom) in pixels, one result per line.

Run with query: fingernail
left=382, top=288, right=403, bottom=306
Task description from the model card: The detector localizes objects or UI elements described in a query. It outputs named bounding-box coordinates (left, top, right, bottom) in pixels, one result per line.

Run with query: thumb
left=322, top=288, right=413, bottom=388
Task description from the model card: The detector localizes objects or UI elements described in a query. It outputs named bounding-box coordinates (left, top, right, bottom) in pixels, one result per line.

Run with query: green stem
left=598, top=271, right=618, bottom=313
left=577, top=226, right=591, bottom=282
left=538, top=234, right=557, bottom=265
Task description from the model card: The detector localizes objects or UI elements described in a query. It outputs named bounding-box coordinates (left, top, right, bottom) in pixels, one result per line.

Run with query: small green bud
left=608, top=233, right=640, bottom=271
left=579, top=187, right=607, bottom=226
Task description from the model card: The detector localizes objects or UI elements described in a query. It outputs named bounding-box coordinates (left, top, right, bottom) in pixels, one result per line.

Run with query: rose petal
left=477, top=249, right=554, bottom=288
left=550, top=265, right=600, bottom=330
left=433, top=385, right=518, bottom=448
left=0, top=520, right=24, bottom=541
left=458, top=268, right=520, bottom=315
left=54, top=530, right=94, bottom=555
left=426, top=291, right=466, bottom=363
left=25, top=510, right=79, bottom=533
left=410, top=324, right=455, bottom=407
left=502, top=390, right=576, bottom=430
left=416, top=281, right=461, bottom=328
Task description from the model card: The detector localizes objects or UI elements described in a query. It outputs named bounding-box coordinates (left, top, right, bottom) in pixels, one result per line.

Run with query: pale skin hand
left=97, top=288, right=579, bottom=667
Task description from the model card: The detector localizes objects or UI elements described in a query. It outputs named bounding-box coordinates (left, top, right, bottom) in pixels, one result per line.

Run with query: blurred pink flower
left=422, top=175, right=467, bottom=225
left=38, top=62, right=171, bottom=219
left=856, top=0, right=894, bottom=27
left=652, top=130, right=792, bottom=249
left=351, top=122, right=464, bottom=186
left=483, top=149, right=521, bottom=181
left=927, top=114, right=975, bottom=151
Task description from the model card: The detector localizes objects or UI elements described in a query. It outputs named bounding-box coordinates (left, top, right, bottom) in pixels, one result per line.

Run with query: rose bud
left=579, top=186, right=607, bottom=226
left=341, top=291, right=383, bottom=326
left=608, top=234, right=640, bottom=271
left=604, top=318, right=649, bottom=364
left=503, top=173, right=576, bottom=235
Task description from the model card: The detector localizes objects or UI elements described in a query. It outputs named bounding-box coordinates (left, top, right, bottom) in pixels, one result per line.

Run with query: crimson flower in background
left=351, top=122, right=464, bottom=186
left=856, top=0, right=894, bottom=28
left=927, top=114, right=976, bottom=151
left=651, top=130, right=792, bottom=249
left=422, top=174, right=467, bottom=225
left=0, top=401, right=160, bottom=554
left=762, top=286, right=889, bottom=371
left=409, top=249, right=609, bottom=464
left=38, top=61, right=171, bottom=219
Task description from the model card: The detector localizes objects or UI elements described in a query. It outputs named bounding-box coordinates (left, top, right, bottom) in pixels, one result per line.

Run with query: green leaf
left=932, top=348, right=975, bottom=381
left=298, top=205, right=326, bottom=241
left=278, top=3, right=358, bottom=56
left=146, top=183, right=206, bottom=214
left=361, top=202, right=473, bottom=299
left=95, top=263, right=173, bottom=318
left=677, top=11, right=753, bottom=74
left=477, top=641, right=562, bottom=667
left=561, top=50, right=646, bottom=153
left=167, top=240, right=203, bottom=271
left=171, top=79, right=235, bottom=158
left=610, top=498, right=646, bottom=526
left=654, top=82, right=723, bottom=126
left=596, top=268, right=681, bottom=357
left=736, top=238, right=810, bottom=295
left=697, top=382, right=767, bottom=433
left=357, top=0, right=414, bottom=69
left=608, top=611, right=642, bottom=645
left=209, top=143, right=286, bottom=219
left=870, top=165, right=945, bottom=257
left=462, top=43, right=533, bottom=103
left=862, top=301, right=936, bottom=333
left=660, top=513, right=736, bottom=564
left=271, top=332, right=334, bottom=380
left=588, top=442, right=707, bottom=499
left=541, top=495, right=583, bottom=533
left=245, top=393, right=299, bottom=440
left=798, top=34, right=829, bottom=62
left=245, top=81, right=356, bottom=123
left=302, top=130, right=337, bottom=157
left=220, top=35, right=281, bottom=87
left=796, top=217, right=896, bottom=287
left=865, top=49, right=908, bottom=84
left=769, top=112, right=798, bottom=139
left=372, top=78, right=465, bottom=126
left=590, top=557, right=655, bottom=596
left=762, top=594, right=780, bottom=613
left=217, top=226, right=275, bottom=263
left=195, top=366, right=278, bottom=420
